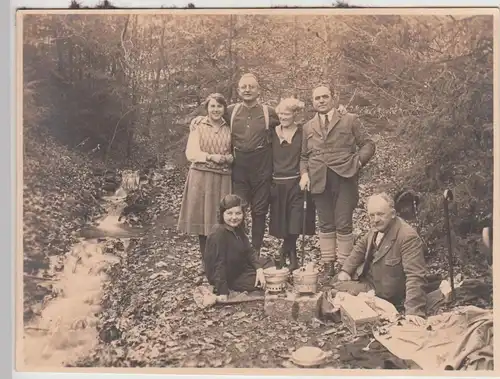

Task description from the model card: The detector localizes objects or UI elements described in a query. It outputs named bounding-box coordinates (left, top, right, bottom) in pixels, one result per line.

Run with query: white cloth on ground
left=374, top=305, right=493, bottom=371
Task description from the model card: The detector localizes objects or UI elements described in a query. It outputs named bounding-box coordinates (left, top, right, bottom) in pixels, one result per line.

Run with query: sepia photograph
left=17, top=5, right=497, bottom=375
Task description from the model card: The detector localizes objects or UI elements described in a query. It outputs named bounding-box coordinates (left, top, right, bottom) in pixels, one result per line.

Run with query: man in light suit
left=300, top=85, right=376, bottom=277
left=335, top=192, right=429, bottom=325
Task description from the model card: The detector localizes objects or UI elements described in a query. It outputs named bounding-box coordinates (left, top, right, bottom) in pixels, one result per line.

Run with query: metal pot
left=263, top=267, right=290, bottom=293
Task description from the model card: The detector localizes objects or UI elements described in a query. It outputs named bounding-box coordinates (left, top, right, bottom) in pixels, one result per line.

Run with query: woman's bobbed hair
left=218, top=194, right=247, bottom=229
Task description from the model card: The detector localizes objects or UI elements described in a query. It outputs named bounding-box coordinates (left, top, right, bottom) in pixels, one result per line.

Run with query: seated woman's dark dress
left=203, top=224, right=273, bottom=295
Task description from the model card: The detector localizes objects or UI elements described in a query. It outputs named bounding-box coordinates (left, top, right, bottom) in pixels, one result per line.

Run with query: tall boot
left=336, top=232, right=354, bottom=267
left=319, top=231, right=337, bottom=278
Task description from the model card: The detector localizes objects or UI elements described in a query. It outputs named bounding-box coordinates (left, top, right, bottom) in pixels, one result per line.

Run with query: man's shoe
left=326, top=262, right=336, bottom=277
left=319, top=262, right=336, bottom=284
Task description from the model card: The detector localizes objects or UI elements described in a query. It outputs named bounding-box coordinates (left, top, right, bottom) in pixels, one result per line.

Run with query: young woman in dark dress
left=269, top=98, right=316, bottom=271
left=203, top=194, right=274, bottom=302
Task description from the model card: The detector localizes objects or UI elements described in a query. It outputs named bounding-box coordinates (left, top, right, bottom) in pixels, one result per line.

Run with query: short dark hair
left=203, top=93, right=228, bottom=113
left=218, top=194, right=247, bottom=228
left=312, top=84, right=334, bottom=97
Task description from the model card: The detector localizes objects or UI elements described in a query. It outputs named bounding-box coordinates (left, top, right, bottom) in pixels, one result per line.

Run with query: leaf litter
left=71, top=132, right=487, bottom=369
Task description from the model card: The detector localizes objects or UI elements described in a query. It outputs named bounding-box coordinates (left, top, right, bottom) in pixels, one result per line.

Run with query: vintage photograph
left=18, top=7, right=495, bottom=374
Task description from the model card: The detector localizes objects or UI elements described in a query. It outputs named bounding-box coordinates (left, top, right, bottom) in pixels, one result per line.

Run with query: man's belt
left=233, top=143, right=271, bottom=153
left=272, top=174, right=300, bottom=180
left=309, top=147, right=354, bottom=157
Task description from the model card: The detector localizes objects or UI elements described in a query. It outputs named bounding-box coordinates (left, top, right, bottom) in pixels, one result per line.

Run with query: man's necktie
left=324, top=114, right=329, bottom=130
left=361, top=232, right=379, bottom=277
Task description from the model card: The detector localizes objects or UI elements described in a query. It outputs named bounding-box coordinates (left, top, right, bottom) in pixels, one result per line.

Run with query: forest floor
left=22, top=129, right=492, bottom=370
left=72, top=128, right=491, bottom=369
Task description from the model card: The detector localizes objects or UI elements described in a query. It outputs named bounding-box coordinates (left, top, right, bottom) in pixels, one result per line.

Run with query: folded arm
left=185, top=121, right=209, bottom=163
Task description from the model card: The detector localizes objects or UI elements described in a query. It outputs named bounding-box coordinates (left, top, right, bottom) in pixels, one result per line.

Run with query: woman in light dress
left=177, top=93, right=233, bottom=272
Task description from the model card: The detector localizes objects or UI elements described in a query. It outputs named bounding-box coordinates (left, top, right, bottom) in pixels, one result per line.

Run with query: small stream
left=22, top=175, right=144, bottom=369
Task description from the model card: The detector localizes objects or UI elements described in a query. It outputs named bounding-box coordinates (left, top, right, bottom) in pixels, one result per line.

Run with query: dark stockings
left=199, top=235, right=207, bottom=274
left=251, top=214, right=267, bottom=253
left=281, top=234, right=299, bottom=271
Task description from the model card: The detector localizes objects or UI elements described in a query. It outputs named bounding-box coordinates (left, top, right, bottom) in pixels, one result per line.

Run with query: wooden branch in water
left=73, top=256, right=82, bottom=273
left=25, top=326, right=50, bottom=332
left=24, top=274, right=59, bottom=282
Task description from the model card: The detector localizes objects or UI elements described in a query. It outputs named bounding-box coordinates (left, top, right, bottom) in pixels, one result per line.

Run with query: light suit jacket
left=300, top=111, right=375, bottom=194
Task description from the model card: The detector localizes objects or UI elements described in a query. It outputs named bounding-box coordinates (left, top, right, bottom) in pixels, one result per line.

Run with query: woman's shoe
left=289, top=248, right=299, bottom=272
left=279, top=247, right=288, bottom=269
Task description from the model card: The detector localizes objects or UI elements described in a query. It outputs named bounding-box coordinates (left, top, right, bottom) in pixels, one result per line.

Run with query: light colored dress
left=177, top=116, right=232, bottom=236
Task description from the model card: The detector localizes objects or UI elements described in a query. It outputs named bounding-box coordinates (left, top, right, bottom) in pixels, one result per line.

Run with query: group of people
left=176, top=73, right=448, bottom=322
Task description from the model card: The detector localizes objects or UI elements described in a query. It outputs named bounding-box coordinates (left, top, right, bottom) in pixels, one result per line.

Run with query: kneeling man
left=334, top=192, right=430, bottom=325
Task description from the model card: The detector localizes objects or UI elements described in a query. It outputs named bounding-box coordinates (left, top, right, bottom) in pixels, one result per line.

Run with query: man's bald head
left=367, top=192, right=395, bottom=210
left=238, top=73, right=260, bottom=103
left=367, top=192, right=396, bottom=232
left=239, top=73, right=259, bottom=88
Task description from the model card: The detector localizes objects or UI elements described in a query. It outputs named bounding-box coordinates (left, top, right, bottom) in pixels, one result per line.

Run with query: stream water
left=22, top=178, right=143, bottom=369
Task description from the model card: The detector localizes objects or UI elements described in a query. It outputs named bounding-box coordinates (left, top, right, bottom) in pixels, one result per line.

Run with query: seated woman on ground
left=177, top=93, right=233, bottom=277
left=204, top=194, right=275, bottom=302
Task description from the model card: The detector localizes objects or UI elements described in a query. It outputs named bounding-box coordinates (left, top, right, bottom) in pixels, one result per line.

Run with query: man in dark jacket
left=300, top=85, right=376, bottom=277
left=334, top=192, right=429, bottom=324
left=193, top=73, right=280, bottom=255
left=226, top=73, right=280, bottom=255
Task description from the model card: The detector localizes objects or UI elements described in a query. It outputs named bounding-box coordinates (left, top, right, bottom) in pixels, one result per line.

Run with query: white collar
left=202, top=115, right=227, bottom=128
left=276, top=124, right=298, bottom=144
left=318, top=109, right=336, bottom=123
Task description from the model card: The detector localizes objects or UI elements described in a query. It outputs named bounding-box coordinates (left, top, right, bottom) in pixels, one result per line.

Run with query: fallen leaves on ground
left=23, top=135, right=110, bottom=322
left=66, top=132, right=491, bottom=368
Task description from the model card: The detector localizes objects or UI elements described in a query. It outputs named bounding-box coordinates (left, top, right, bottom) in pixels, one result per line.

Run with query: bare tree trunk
left=77, top=46, right=83, bottom=80
left=292, top=16, right=298, bottom=98
left=321, top=17, right=331, bottom=80
left=105, top=15, right=133, bottom=162
left=126, top=15, right=139, bottom=160
left=55, top=28, right=65, bottom=74
left=68, top=38, right=74, bottom=80
left=144, top=20, right=166, bottom=137
left=158, top=69, right=171, bottom=165
left=228, top=15, right=235, bottom=102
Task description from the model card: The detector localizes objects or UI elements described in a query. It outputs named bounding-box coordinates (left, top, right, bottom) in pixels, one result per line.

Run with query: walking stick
left=301, top=189, right=308, bottom=267
left=443, top=189, right=455, bottom=302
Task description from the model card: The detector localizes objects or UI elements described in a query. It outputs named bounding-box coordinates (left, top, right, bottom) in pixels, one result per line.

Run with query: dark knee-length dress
left=203, top=224, right=274, bottom=295
left=269, top=124, right=316, bottom=239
